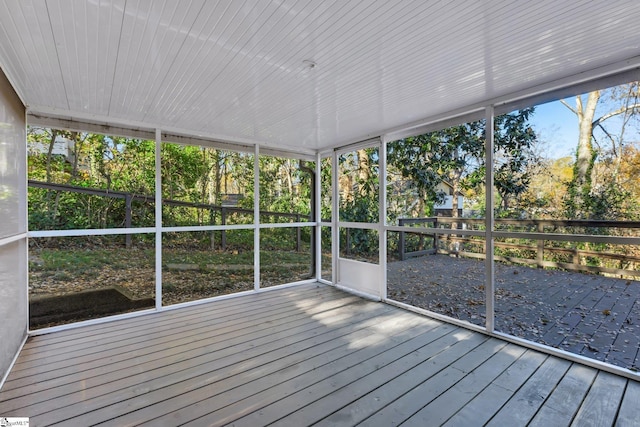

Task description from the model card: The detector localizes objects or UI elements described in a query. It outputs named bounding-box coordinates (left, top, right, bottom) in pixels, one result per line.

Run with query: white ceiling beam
left=27, top=107, right=316, bottom=160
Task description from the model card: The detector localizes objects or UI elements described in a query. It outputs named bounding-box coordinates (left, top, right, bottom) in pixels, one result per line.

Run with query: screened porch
left=2, top=1, right=640, bottom=426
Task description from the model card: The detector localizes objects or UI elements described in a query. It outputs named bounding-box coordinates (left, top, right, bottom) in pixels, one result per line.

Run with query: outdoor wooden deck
left=387, top=255, right=640, bottom=370
left=1, top=283, right=639, bottom=426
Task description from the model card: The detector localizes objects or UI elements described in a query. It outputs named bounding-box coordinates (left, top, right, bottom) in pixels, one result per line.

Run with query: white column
left=315, top=152, right=322, bottom=281
left=331, top=151, right=339, bottom=284
left=155, top=129, right=162, bottom=309
left=254, top=145, right=260, bottom=290
left=379, top=137, right=388, bottom=298
left=484, top=107, right=495, bottom=332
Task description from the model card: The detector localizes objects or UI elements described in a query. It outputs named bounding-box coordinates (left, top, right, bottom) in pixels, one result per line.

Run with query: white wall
left=0, top=67, right=27, bottom=383
left=433, top=195, right=464, bottom=210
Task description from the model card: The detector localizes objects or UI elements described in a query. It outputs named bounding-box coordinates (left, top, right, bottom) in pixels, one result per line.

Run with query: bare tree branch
left=560, top=99, right=578, bottom=116
left=596, top=123, right=616, bottom=149
left=592, top=103, right=640, bottom=128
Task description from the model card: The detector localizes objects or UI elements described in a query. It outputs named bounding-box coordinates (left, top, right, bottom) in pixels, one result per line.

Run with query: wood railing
left=397, top=217, right=640, bottom=278
left=28, top=180, right=310, bottom=250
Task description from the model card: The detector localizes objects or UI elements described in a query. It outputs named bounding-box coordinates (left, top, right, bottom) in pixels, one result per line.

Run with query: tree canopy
left=26, top=80, right=640, bottom=234
left=387, top=108, right=537, bottom=219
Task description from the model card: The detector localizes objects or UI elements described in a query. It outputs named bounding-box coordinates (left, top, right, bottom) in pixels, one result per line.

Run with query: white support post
left=155, top=129, right=162, bottom=310
left=485, top=107, right=495, bottom=332
left=24, top=108, right=30, bottom=332
left=331, top=151, right=339, bottom=285
left=379, top=137, right=388, bottom=298
left=254, top=144, right=260, bottom=291
left=315, top=152, right=322, bottom=281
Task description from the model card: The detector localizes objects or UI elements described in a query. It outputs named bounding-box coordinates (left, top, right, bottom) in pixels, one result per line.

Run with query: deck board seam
left=121, top=315, right=442, bottom=426
left=3, top=295, right=363, bottom=389
left=1, top=284, right=637, bottom=426
left=15, top=295, right=352, bottom=365
left=482, top=353, right=551, bottom=426
left=565, top=363, right=601, bottom=426
left=612, top=379, right=630, bottom=425
left=486, top=355, right=571, bottom=426
left=526, top=362, right=577, bottom=425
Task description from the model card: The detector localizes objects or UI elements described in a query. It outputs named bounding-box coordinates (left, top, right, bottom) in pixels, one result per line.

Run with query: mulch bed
left=29, top=287, right=155, bottom=328
left=387, top=254, right=640, bottom=370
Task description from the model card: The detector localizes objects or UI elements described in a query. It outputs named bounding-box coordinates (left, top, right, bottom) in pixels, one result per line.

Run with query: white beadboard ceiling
left=1, top=0, right=640, bottom=154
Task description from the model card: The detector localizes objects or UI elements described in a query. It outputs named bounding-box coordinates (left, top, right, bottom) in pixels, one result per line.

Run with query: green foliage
left=340, top=228, right=379, bottom=261
left=161, top=143, right=208, bottom=200
left=336, top=148, right=380, bottom=258
left=563, top=147, right=634, bottom=222
left=28, top=128, right=158, bottom=230
left=339, top=184, right=379, bottom=224
left=563, top=145, right=597, bottom=219
left=320, top=157, right=333, bottom=221
left=28, top=128, right=315, bottom=239
left=388, top=108, right=537, bottom=218
left=338, top=148, right=379, bottom=222
left=494, top=107, right=538, bottom=211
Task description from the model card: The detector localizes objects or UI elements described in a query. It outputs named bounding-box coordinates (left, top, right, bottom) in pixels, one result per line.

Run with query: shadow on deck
left=387, top=254, right=640, bottom=371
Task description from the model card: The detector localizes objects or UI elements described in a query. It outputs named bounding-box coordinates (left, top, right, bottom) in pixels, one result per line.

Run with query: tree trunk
left=285, top=159, right=294, bottom=196
left=46, top=129, right=58, bottom=182
left=70, top=132, right=81, bottom=180
left=357, top=149, right=371, bottom=196
left=214, top=150, right=221, bottom=205
left=416, top=190, right=425, bottom=217
left=339, top=174, right=354, bottom=203
left=45, top=129, right=59, bottom=220
left=571, top=91, right=600, bottom=217
left=451, top=184, right=460, bottom=219
left=575, top=92, right=600, bottom=188
left=500, top=190, right=509, bottom=212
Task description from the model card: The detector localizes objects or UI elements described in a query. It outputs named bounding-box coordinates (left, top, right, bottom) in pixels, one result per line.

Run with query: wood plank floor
left=387, top=255, right=640, bottom=369
left=1, top=283, right=638, bottom=426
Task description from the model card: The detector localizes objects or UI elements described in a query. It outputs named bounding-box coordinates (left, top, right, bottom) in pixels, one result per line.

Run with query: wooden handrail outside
left=397, top=217, right=640, bottom=278
left=28, top=180, right=310, bottom=250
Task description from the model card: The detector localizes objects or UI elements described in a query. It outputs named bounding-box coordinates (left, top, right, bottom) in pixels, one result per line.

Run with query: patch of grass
left=32, top=247, right=154, bottom=276
left=52, top=271, right=73, bottom=281
left=163, top=249, right=259, bottom=267
left=31, top=244, right=313, bottom=306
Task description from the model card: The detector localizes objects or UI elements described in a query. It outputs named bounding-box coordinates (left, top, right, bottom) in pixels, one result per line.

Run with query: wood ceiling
left=1, top=0, right=639, bottom=154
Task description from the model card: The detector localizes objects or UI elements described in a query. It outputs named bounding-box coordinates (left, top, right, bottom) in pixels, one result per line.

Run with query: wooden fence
left=398, top=217, right=640, bottom=278
left=28, top=180, right=309, bottom=250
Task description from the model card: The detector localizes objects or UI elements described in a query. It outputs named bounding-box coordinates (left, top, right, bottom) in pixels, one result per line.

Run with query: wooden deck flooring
left=1, top=283, right=639, bottom=426
left=388, top=255, right=640, bottom=370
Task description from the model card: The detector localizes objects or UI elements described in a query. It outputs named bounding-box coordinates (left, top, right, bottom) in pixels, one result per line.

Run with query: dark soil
left=30, top=287, right=155, bottom=328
